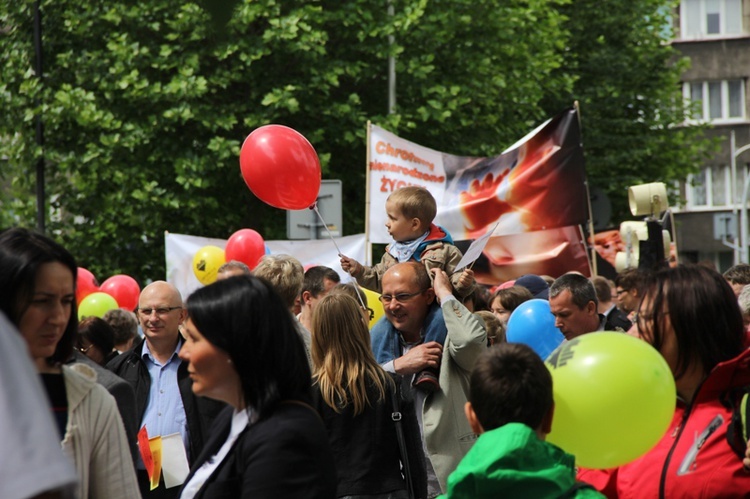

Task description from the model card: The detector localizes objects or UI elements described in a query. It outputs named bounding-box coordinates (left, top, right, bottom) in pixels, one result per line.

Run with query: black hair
left=490, top=286, right=533, bottom=312
left=549, top=273, right=598, bottom=308
left=186, top=274, right=311, bottom=419
left=723, top=263, right=750, bottom=285
left=301, top=265, right=341, bottom=298
left=638, top=264, right=745, bottom=379
left=77, top=316, right=115, bottom=358
left=614, top=268, right=646, bottom=293
left=470, top=343, right=553, bottom=431
left=0, top=227, right=78, bottom=366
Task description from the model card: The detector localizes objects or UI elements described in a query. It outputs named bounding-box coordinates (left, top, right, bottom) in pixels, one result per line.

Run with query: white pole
left=731, top=131, right=739, bottom=264
left=737, top=139, right=750, bottom=264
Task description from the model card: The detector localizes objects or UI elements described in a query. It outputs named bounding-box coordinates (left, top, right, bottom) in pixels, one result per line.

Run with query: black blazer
left=182, top=402, right=337, bottom=499
left=106, top=337, right=225, bottom=464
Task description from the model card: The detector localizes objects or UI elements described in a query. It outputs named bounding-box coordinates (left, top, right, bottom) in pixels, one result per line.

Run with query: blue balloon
left=506, top=299, right=564, bottom=359
left=265, top=244, right=271, bottom=255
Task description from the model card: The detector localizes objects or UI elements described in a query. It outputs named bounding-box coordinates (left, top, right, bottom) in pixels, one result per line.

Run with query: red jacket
left=578, top=348, right=750, bottom=498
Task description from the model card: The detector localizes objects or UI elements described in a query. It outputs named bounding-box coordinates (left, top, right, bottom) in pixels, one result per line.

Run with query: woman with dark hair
left=178, top=274, right=336, bottom=499
left=311, top=293, right=426, bottom=499
left=0, top=227, right=138, bottom=499
left=488, top=285, right=533, bottom=324
left=579, top=264, right=750, bottom=496
left=77, top=316, right=118, bottom=365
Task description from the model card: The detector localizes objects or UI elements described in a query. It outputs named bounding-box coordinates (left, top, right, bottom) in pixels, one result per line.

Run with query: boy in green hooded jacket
left=440, top=343, right=603, bottom=499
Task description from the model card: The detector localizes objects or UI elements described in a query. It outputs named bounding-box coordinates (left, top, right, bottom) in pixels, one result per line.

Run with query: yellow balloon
left=193, top=245, right=226, bottom=285
left=546, top=332, right=676, bottom=469
left=360, top=287, right=384, bottom=329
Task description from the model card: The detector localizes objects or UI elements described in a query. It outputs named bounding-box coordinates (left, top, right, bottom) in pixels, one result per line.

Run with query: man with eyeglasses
left=614, top=269, right=646, bottom=323
left=107, top=281, right=224, bottom=498
left=370, top=262, right=486, bottom=497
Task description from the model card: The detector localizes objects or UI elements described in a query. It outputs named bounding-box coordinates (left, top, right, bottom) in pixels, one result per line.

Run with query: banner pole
left=365, top=121, right=373, bottom=266
left=575, top=101, right=598, bottom=277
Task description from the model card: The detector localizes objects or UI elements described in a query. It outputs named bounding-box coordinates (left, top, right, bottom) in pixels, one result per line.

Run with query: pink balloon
left=76, top=267, right=99, bottom=305
left=100, top=274, right=141, bottom=311
left=239, top=125, right=321, bottom=210
left=225, top=229, right=266, bottom=270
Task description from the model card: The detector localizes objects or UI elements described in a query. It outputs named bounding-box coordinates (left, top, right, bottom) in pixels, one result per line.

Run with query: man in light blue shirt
left=108, top=281, right=224, bottom=499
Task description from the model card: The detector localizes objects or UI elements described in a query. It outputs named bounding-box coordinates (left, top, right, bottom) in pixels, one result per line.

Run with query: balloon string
left=312, top=205, right=343, bottom=255
left=311, top=204, right=367, bottom=313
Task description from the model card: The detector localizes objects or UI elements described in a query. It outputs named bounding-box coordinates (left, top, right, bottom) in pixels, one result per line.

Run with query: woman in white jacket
left=0, top=227, right=139, bottom=499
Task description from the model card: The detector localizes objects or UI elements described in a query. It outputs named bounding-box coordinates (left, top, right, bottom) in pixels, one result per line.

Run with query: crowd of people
left=4, top=185, right=750, bottom=498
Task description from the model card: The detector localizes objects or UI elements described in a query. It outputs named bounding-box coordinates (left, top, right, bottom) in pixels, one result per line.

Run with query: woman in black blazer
left=178, top=274, right=336, bottom=499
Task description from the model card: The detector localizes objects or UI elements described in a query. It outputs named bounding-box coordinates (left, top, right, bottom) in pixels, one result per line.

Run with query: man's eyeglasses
left=138, top=306, right=182, bottom=317
left=379, top=290, right=425, bottom=305
left=615, top=289, right=629, bottom=296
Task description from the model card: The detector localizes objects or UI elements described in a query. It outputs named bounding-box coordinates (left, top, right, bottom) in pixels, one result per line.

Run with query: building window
left=681, top=0, right=743, bottom=38
left=688, top=168, right=709, bottom=206
left=684, top=79, right=746, bottom=123
left=711, top=165, right=727, bottom=205
left=686, top=164, right=750, bottom=209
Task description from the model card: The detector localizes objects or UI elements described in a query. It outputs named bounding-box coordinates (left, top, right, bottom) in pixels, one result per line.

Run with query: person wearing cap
left=514, top=274, right=550, bottom=300
left=548, top=273, right=626, bottom=341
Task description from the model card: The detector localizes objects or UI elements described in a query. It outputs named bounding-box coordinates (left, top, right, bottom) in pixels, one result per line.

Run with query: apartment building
left=672, top=0, right=750, bottom=270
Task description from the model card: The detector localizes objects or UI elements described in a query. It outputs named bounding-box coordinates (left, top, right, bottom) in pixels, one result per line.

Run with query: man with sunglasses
left=371, top=262, right=487, bottom=498
left=107, top=281, right=224, bottom=498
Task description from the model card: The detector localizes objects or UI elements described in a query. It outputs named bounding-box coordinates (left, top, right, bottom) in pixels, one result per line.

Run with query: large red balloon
left=225, top=229, right=266, bottom=270
left=239, top=125, right=321, bottom=210
left=100, top=275, right=141, bottom=311
left=76, top=267, right=99, bottom=305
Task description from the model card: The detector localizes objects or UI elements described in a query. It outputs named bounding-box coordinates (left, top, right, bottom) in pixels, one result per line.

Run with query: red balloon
left=225, top=229, right=266, bottom=270
left=100, top=275, right=141, bottom=311
left=239, top=125, right=321, bottom=210
left=76, top=267, right=99, bottom=305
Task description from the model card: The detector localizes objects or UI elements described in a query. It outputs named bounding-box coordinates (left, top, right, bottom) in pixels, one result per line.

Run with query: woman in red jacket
left=579, top=264, right=750, bottom=498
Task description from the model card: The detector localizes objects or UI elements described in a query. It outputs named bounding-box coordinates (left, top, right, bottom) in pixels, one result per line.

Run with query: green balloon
left=78, top=291, right=119, bottom=319
left=546, top=332, right=676, bottom=469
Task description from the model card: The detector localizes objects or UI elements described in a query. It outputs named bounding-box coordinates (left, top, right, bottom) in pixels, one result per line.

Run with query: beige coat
left=61, top=364, right=140, bottom=499
left=423, top=298, right=487, bottom=491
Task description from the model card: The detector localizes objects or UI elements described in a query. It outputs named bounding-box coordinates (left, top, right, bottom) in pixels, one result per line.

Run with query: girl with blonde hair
left=311, top=293, right=425, bottom=498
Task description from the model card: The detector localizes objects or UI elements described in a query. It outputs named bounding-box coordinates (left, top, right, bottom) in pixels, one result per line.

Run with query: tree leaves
left=0, top=0, right=710, bottom=283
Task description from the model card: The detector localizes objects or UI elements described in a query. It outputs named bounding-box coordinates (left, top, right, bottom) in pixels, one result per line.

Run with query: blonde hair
left=252, top=254, right=304, bottom=309
left=475, top=310, right=506, bottom=344
left=387, top=186, right=437, bottom=226
left=311, top=294, right=392, bottom=415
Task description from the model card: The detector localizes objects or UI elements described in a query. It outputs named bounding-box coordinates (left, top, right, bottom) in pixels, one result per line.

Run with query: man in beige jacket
left=373, top=262, right=486, bottom=496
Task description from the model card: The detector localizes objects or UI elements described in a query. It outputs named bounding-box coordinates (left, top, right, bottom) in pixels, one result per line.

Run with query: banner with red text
left=368, top=108, right=588, bottom=244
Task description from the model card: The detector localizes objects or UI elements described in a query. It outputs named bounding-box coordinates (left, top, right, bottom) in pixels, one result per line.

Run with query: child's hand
left=457, top=269, right=475, bottom=290
left=339, top=254, right=363, bottom=277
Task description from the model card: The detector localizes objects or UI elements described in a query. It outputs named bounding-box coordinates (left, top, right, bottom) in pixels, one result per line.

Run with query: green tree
left=0, top=0, right=571, bottom=282
left=543, top=0, right=715, bottom=223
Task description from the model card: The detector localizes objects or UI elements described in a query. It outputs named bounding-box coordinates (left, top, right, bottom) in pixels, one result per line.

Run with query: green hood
left=441, top=423, right=597, bottom=499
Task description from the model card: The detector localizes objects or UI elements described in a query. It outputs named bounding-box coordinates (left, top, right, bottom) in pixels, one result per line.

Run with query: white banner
left=368, top=125, right=447, bottom=243
left=367, top=110, right=587, bottom=245
left=165, top=232, right=366, bottom=300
